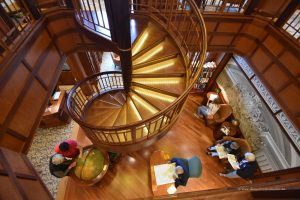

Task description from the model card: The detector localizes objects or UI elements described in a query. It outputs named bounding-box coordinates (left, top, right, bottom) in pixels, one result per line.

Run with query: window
left=282, top=9, right=300, bottom=42
left=200, top=0, right=249, bottom=13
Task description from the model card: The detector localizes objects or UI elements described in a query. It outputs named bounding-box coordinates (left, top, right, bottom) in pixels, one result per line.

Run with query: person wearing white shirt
left=195, top=99, right=220, bottom=119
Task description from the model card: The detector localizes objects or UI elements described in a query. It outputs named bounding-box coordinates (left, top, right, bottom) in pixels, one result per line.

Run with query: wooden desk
left=39, top=91, right=71, bottom=128
left=150, top=150, right=175, bottom=196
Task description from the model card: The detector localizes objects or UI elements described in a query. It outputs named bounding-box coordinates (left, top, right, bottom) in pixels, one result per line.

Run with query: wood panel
left=0, top=147, right=53, bottom=200
left=8, top=80, right=48, bottom=137
left=37, top=46, right=61, bottom=87
left=0, top=19, right=63, bottom=153
left=24, top=30, right=51, bottom=68
left=0, top=63, right=30, bottom=124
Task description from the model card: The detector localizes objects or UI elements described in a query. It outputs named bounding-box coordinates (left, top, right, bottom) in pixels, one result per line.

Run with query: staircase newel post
left=104, top=0, right=132, bottom=93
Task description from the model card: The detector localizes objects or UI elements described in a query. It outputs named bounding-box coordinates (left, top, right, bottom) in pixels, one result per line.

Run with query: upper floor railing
left=199, top=0, right=250, bottom=13
left=72, top=0, right=111, bottom=39
left=0, top=0, right=33, bottom=61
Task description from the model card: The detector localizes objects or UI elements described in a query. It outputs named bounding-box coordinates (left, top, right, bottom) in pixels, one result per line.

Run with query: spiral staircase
left=67, top=0, right=207, bottom=152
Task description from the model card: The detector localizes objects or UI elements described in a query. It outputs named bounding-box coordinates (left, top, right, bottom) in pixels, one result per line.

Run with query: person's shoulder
left=66, top=139, right=78, bottom=146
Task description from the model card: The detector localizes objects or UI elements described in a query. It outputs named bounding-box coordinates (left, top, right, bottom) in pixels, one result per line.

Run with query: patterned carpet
left=27, top=121, right=75, bottom=198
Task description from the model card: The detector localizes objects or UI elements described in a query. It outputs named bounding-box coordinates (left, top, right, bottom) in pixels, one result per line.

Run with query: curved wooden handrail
left=67, top=0, right=207, bottom=147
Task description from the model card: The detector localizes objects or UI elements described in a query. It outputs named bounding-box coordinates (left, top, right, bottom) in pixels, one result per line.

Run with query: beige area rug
left=27, top=121, right=75, bottom=198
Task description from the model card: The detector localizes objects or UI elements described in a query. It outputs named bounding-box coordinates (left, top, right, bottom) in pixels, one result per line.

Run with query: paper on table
left=227, top=154, right=240, bottom=169
left=154, top=163, right=176, bottom=186
left=216, top=145, right=227, bottom=159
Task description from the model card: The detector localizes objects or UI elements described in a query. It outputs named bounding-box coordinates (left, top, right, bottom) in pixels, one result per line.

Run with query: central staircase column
left=104, top=0, right=132, bottom=93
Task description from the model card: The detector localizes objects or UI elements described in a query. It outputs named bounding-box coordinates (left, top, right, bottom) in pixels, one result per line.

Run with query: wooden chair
left=110, top=52, right=121, bottom=68
left=222, top=136, right=252, bottom=154
left=205, top=104, right=233, bottom=126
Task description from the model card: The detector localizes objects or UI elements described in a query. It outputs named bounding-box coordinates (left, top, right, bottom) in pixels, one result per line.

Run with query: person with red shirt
left=54, top=139, right=81, bottom=159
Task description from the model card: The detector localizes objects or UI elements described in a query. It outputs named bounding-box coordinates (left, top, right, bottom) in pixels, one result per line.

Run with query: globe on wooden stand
left=70, top=146, right=109, bottom=186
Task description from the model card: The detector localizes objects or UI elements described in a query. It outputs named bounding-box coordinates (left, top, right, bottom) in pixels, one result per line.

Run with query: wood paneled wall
left=0, top=19, right=64, bottom=153
left=0, top=8, right=114, bottom=153
left=204, top=13, right=300, bottom=131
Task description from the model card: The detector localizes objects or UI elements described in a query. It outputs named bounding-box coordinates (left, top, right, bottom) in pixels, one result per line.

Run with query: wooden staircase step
left=113, top=103, right=127, bottom=126
left=129, top=92, right=159, bottom=120
left=132, top=77, right=186, bottom=95
left=126, top=97, right=142, bottom=124
left=130, top=16, right=149, bottom=45
left=132, top=73, right=185, bottom=78
left=133, top=54, right=178, bottom=69
left=131, top=86, right=175, bottom=111
left=90, top=99, right=122, bottom=109
left=112, top=91, right=127, bottom=105
left=100, top=108, right=122, bottom=126
left=133, top=56, right=186, bottom=74
left=133, top=38, right=179, bottom=65
left=85, top=108, right=119, bottom=126
left=98, top=92, right=123, bottom=107
left=132, top=82, right=180, bottom=98
left=132, top=22, right=167, bottom=56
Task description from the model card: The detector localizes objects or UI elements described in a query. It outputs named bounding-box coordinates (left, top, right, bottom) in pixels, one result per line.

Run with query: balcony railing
left=0, top=0, right=32, bottom=60
left=199, top=0, right=249, bottom=13
left=72, top=0, right=111, bottom=39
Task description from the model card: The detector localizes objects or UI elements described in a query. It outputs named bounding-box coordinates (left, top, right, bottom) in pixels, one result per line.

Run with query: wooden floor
left=60, top=94, right=247, bottom=200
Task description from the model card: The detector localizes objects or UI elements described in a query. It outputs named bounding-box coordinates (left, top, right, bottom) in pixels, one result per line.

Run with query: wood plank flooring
left=61, top=94, right=247, bottom=200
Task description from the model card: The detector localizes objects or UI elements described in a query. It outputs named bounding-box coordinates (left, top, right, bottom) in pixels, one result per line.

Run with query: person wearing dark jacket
left=219, top=152, right=257, bottom=179
left=49, top=154, right=76, bottom=178
left=207, top=140, right=241, bottom=159
left=170, top=157, right=190, bottom=188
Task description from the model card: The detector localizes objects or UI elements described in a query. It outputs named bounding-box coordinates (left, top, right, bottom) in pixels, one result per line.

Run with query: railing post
left=104, top=0, right=132, bottom=93
left=131, top=127, right=136, bottom=144
left=275, top=0, right=299, bottom=27
left=22, top=0, right=41, bottom=19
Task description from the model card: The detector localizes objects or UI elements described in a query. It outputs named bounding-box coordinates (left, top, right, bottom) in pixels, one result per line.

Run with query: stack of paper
left=154, top=163, right=176, bottom=186
left=216, top=145, right=227, bottom=159
left=227, top=154, right=240, bottom=169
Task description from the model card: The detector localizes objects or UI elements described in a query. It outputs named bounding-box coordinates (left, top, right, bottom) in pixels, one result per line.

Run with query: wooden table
left=39, top=90, right=71, bottom=128
left=150, top=150, right=175, bottom=196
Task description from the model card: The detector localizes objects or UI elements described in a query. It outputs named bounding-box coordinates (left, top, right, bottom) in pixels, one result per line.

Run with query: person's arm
left=77, top=145, right=83, bottom=158
left=64, top=161, right=76, bottom=176
left=215, top=139, right=225, bottom=145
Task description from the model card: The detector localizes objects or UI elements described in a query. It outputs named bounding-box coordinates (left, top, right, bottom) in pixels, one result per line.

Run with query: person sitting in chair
left=55, top=139, right=82, bottom=159
left=49, top=154, right=76, bottom=178
left=219, top=152, right=257, bottom=179
left=195, top=99, right=220, bottom=119
left=207, top=140, right=241, bottom=159
left=169, top=157, right=190, bottom=188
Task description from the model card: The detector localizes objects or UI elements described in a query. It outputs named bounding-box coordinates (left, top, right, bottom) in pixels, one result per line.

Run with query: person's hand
left=216, top=143, right=221, bottom=147
left=207, top=115, right=213, bottom=119
left=78, top=146, right=83, bottom=158
left=172, top=173, right=178, bottom=179
left=232, top=166, right=239, bottom=170
left=68, top=161, right=76, bottom=169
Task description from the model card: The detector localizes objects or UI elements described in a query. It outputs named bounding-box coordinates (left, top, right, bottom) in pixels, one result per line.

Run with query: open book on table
left=154, top=163, right=176, bottom=186
left=227, top=154, right=240, bottom=169
left=216, top=145, right=227, bottom=159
